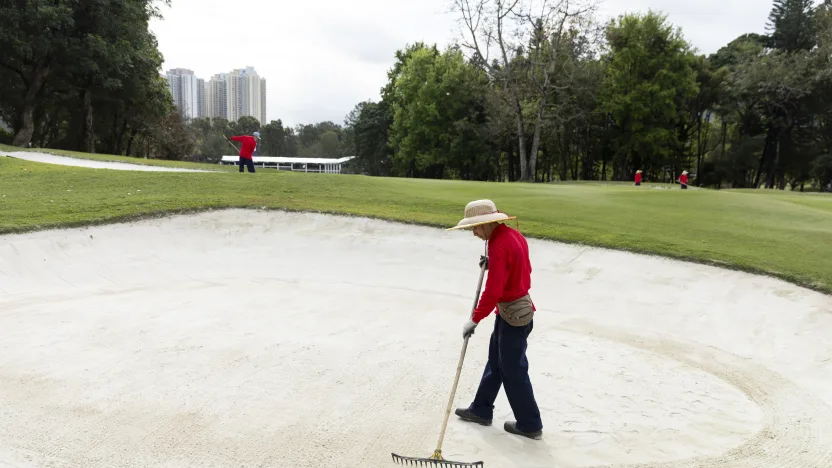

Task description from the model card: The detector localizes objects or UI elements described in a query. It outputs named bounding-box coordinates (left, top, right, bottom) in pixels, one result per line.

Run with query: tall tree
left=601, top=11, right=699, bottom=180
left=454, top=0, right=601, bottom=181
left=258, top=119, right=289, bottom=156
left=345, top=101, right=392, bottom=176
left=0, top=0, right=171, bottom=153
left=0, top=1, right=74, bottom=146
left=295, top=121, right=345, bottom=157
left=66, top=0, right=166, bottom=153
left=687, top=56, right=726, bottom=185
left=767, top=0, right=818, bottom=52
left=231, top=116, right=261, bottom=136
left=388, top=46, right=492, bottom=179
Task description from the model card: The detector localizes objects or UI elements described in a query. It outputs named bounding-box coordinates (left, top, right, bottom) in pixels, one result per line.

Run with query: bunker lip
left=1, top=209, right=831, bottom=467
left=0, top=150, right=212, bottom=172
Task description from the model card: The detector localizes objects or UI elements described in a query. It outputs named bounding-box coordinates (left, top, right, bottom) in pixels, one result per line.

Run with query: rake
left=224, top=137, right=239, bottom=153
left=391, top=249, right=488, bottom=468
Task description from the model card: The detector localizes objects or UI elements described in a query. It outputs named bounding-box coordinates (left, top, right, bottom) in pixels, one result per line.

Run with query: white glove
left=462, top=319, right=477, bottom=339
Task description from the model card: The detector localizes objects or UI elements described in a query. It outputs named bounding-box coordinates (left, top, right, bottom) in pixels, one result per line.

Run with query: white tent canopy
left=221, top=156, right=354, bottom=173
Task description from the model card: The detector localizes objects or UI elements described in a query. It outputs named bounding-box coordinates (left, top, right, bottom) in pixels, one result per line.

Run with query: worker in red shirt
left=446, top=199, right=543, bottom=440
left=635, top=169, right=643, bottom=186
left=679, top=170, right=689, bottom=189
left=229, top=131, right=260, bottom=173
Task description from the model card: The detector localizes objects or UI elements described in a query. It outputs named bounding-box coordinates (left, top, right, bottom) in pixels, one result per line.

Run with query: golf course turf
left=1, top=153, right=831, bottom=294
left=0, top=143, right=234, bottom=171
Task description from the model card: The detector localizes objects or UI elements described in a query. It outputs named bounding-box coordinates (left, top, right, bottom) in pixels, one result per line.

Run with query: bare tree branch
left=0, top=59, right=30, bottom=87
left=453, top=0, right=601, bottom=181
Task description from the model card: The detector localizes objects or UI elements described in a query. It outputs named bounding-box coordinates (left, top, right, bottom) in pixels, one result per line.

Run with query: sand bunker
left=0, top=151, right=211, bottom=172
left=1, top=210, right=831, bottom=467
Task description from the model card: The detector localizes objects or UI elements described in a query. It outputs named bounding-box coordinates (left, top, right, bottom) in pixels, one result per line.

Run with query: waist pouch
left=497, top=294, right=534, bottom=327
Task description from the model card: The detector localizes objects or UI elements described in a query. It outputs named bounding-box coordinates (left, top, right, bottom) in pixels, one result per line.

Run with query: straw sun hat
left=447, top=199, right=517, bottom=231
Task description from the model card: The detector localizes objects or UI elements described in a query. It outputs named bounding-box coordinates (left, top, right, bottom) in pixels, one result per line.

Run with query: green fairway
left=1, top=156, right=831, bottom=293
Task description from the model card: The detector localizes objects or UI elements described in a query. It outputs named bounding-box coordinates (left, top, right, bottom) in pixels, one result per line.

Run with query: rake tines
left=391, top=452, right=484, bottom=468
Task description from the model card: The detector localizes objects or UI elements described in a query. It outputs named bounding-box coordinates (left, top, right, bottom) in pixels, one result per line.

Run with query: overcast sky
left=149, top=0, right=773, bottom=128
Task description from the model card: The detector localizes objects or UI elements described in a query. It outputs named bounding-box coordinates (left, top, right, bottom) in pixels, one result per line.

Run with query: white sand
left=1, top=209, right=831, bottom=467
left=0, top=151, right=211, bottom=172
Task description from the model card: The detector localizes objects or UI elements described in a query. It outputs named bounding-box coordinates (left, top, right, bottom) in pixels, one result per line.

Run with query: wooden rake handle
left=434, top=243, right=488, bottom=456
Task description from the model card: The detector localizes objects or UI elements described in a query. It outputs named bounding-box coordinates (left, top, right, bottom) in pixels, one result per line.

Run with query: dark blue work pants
left=239, top=157, right=255, bottom=173
left=468, top=314, right=543, bottom=433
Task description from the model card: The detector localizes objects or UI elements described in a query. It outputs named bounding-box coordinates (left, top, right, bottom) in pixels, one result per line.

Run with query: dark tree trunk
left=766, top=134, right=780, bottom=189
left=80, top=89, right=95, bottom=153
left=756, top=127, right=776, bottom=188
left=601, top=154, right=607, bottom=181
left=581, top=126, right=593, bottom=180
left=125, top=127, right=138, bottom=156
left=108, top=108, right=119, bottom=154
left=38, top=112, right=54, bottom=148
left=696, top=113, right=704, bottom=186
left=11, top=64, right=51, bottom=147
left=558, top=131, right=569, bottom=181
left=113, top=118, right=128, bottom=155
left=572, top=138, right=579, bottom=181
left=526, top=92, right=548, bottom=182
left=512, top=95, right=528, bottom=181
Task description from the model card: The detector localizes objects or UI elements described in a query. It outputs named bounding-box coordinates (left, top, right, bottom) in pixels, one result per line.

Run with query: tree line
left=2, top=0, right=830, bottom=190
left=0, top=0, right=355, bottom=163
left=343, top=0, right=832, bottom=189
left=0, top=0, right=197, bottom=159
left=185, top=117, right=351, bottom=163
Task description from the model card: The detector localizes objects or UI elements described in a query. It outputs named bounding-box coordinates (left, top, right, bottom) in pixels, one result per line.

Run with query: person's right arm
left=471, top=244, right=509, bottom=324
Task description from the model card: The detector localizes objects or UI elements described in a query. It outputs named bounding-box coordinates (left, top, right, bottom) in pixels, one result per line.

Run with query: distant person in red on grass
left=635, top=170, right=642, bottom=186
left=229, top=131, right=260, bottom=173
left=679, top=170, right=689, bottom=189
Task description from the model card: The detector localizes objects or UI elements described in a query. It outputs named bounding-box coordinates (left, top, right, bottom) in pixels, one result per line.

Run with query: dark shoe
left=455, top=408, right=492, bottom=426
left=504, top=421, right=542, bottom=440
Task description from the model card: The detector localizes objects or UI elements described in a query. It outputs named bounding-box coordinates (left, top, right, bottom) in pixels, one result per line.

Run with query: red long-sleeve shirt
left=231, top=135, right=257, bottom=159
left=635, top=173, right=642, bottom=184
left=680, top=174, right=689, bottom=185
left=472, top=223, right=535, bottom=324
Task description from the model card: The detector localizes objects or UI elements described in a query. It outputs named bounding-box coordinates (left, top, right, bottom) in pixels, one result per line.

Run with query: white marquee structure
left=220, top=156, right=355, bottom=174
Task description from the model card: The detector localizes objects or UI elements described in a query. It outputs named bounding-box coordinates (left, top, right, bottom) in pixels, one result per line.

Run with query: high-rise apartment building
left=164, top=68, right=204, bottom=119
left=206, top=73, right=229, bottom=121
left=169, top=66, right=267, bottom=124
left=204, top=66, right=266, bottom=124
left=227, top=72, right=245, bottom=122
left=259, top=80, right=267, bottom=125
left=197, top=78, right=206, bottom=119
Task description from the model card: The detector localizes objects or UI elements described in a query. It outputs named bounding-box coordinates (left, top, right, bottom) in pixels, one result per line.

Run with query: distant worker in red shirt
left=229, top=131, right=260, bottom=173
left=635, top=169, right=642, bottom=186
left=679, top=170, right=689, bottom=189
left=447, top=199, right=543, bottom=440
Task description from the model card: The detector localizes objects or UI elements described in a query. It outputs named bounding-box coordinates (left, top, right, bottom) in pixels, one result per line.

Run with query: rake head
left=391, top=451, right=484, bottom=468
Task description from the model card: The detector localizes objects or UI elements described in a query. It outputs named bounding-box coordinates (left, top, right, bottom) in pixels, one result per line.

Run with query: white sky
left=149, top=0, right=773, bottom=128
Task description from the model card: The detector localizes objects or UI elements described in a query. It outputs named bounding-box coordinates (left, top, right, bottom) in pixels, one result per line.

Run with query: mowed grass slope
left=0, top=143, right=235, bottom=171
left=2, top=156, right=831, bottom=293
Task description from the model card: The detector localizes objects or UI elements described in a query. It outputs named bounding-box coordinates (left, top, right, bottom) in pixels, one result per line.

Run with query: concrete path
left=1, top=151, right=212, bottom=172
left=1, top=210, right=830, bottom=467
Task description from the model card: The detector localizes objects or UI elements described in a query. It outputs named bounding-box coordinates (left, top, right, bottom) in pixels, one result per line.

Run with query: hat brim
left=446, top=213, right=516, bottom=231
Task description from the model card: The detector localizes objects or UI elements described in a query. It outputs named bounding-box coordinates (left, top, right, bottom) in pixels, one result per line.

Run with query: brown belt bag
left=497, top=294, right=534, bottom=327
